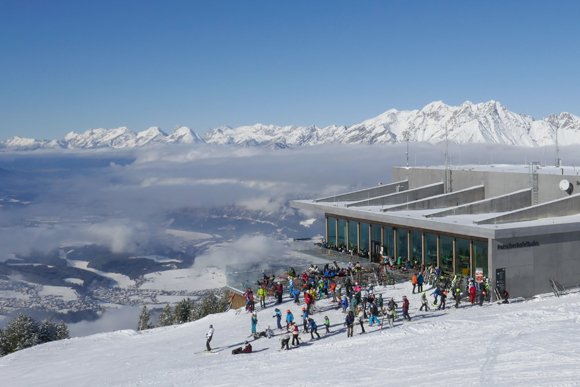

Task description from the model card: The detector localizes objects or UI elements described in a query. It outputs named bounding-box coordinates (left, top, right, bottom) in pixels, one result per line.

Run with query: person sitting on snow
left=232, top=341, right=253, bottom=355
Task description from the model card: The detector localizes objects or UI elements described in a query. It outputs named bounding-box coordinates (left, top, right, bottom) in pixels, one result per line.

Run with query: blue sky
left=1, top=0, right=579, bottom=139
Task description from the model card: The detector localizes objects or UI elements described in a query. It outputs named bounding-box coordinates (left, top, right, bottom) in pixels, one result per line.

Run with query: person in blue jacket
left=309, top=318, right=321, bottom=339
left=290, top=287, right=301, bottom=304
left=417, top=273, right=424, bottom=293
left=285, top=309, right=294, bottom=330
left=340, top=295, right=349, bottom=313
left=251, top=312, right=258, bottom=335
left=273, top=308, right=282, bottom=330
left=431, top=285, right=441, bottom=305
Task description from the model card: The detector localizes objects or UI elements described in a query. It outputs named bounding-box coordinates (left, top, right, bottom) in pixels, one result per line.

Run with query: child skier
left=273, top=308, right=282, bottom=330
left=285, top=310, right=294, bottom=330
left=251, top=312, right=258, bottom=335
left=420, top=292, right=430, bottom=311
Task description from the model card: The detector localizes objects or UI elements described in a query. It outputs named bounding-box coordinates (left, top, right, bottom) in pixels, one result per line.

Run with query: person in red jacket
left=291, top=322, right=300, bottom=346
left=469, top=285, right=477, bottom=305
left=402, top=295, right=411, bottom=321
left=304, top=291, right=313, bottom=314
left=275, top=282, right=283, bottom=304
left=232, top=341, right=252, bottom=355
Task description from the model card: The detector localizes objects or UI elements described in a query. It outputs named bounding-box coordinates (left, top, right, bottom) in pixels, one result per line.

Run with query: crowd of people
left=205, top=258, right=506, bottom=354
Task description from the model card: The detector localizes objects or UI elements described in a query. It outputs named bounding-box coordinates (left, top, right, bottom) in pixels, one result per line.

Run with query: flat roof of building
left=407, top=164, right=580, bottom=176
left=291, top=164, right=580, bottom=240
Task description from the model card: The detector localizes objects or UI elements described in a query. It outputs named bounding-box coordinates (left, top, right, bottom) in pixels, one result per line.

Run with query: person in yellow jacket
left=257, top=285, right=267, bottom=308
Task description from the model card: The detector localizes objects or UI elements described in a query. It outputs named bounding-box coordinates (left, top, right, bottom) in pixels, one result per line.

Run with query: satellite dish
left=559, top=179, right=574, bottom=195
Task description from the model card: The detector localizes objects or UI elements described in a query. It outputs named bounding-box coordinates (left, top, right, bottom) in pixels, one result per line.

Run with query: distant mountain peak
left=2, top=101, right=579, bottom=150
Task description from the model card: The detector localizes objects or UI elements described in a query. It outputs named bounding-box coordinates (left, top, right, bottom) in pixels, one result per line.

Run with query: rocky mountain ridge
left=3, top=101, right=579, bottom=150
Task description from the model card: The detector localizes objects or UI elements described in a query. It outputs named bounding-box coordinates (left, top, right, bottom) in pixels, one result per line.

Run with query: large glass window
left=425, top=233, right=437, bottom=267
left=440, top=235, right=453, bottom=274
left=383, top=227, right=394, bottom=257
left=337, top=218, right=347, bottom=249
left=474, top=240, right=488, bottom=277
left=348, top=220, right=358, bottom=251
left=456, top=238, right=470, bottom=276
left=360, top=222, right=370, bottom=256
left=371, top=224, right=382, bottom=262
left=327, top=217, right=337, bottom=247
left=410, top=230, right=422, bottom=266
left=397, top=228, right=409, bottom=263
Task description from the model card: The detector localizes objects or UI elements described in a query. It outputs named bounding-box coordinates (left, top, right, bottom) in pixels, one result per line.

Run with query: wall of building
left=491, top=231, right=580, bottom=298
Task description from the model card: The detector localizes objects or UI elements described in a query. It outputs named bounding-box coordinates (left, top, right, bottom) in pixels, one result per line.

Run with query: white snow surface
left=1, top=281, right=579, bottom=386
left=37, top=285, right=78, bottom=301
left=140, top=266, right=226, bottom=292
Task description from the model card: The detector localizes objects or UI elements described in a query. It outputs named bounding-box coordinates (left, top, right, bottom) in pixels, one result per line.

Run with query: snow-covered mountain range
left=3, top=101, right=580, bottom=150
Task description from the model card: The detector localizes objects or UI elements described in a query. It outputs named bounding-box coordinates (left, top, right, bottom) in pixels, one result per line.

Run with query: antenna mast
left=404, top=130, right=410, bottom=168
left=444, top=126, right=449, bottom=193
left=555, top=126, right=561, bottom=167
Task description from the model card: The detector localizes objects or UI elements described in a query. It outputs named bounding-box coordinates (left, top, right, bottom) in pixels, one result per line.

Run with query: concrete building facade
left=292, top=164, right=580, bottom=298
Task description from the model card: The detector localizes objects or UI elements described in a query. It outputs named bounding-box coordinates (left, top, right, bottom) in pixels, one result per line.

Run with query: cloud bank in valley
left=1, top=142, right=579, bottom=260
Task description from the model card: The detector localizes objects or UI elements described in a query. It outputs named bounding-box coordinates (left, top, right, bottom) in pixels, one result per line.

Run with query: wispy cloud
left=1, top=143, right=579, bottom=259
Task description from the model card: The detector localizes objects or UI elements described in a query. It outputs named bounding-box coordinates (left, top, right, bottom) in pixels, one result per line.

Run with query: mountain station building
left=291, top=164, right=580, bottom=299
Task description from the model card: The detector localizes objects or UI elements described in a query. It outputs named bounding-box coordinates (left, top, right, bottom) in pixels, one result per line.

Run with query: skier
left=357, top=307, right=366, bottom=334
left=377, top=293, right=384, bottom=315
left=411, top=273, right=418, bottom=294
left=285, top=309, right=294, bottom=330
left=469, top=284, right=477, bottom=305
left=275, top=282, right=283, bottom=304
left=368, top=303, right=380, bottom=326
left=291, top=322, right=300, bottom=346
left=501, top=289, right=510, bottom=304
left=345, top=310, right=355, bottom=337
left=438, top=290, right=447, bottom=310
left=232, top=341, right=252, bottom=355
left=257, top=285, right=267, bottom=309
left=386, top=298, right=398, bottom=328
left=402, top=295, right=411, bottom=321
left=417, top=272, right=424, bottom=293
left=478, top=288, right=487, bottom=306
left=431, top=286, right=441, bottom=305
left=330, top=281, right=337, bottom=302
left=340, top=295, right=349, bottom=313
left=280, top=333, right=291, bottom=350
left=273, top=308, right=282, bottom=330
left=324, top=315, right=331, bottom=333
left=304, top=290, right=313, bottom=315
left=454, top=287, right=461, bottom=308
left=419, top=291, right=430, bottom=311
left=205, top=324, right=214, bottom=352
left=309, top=318, right=321, bottom=340
left=251, top=312, right=258, bottom=336
left=244, top=288, right=255, bottom=313
left=291, top=286, right=301, bottom=305
left=301, top=307, right=309, bottom=333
